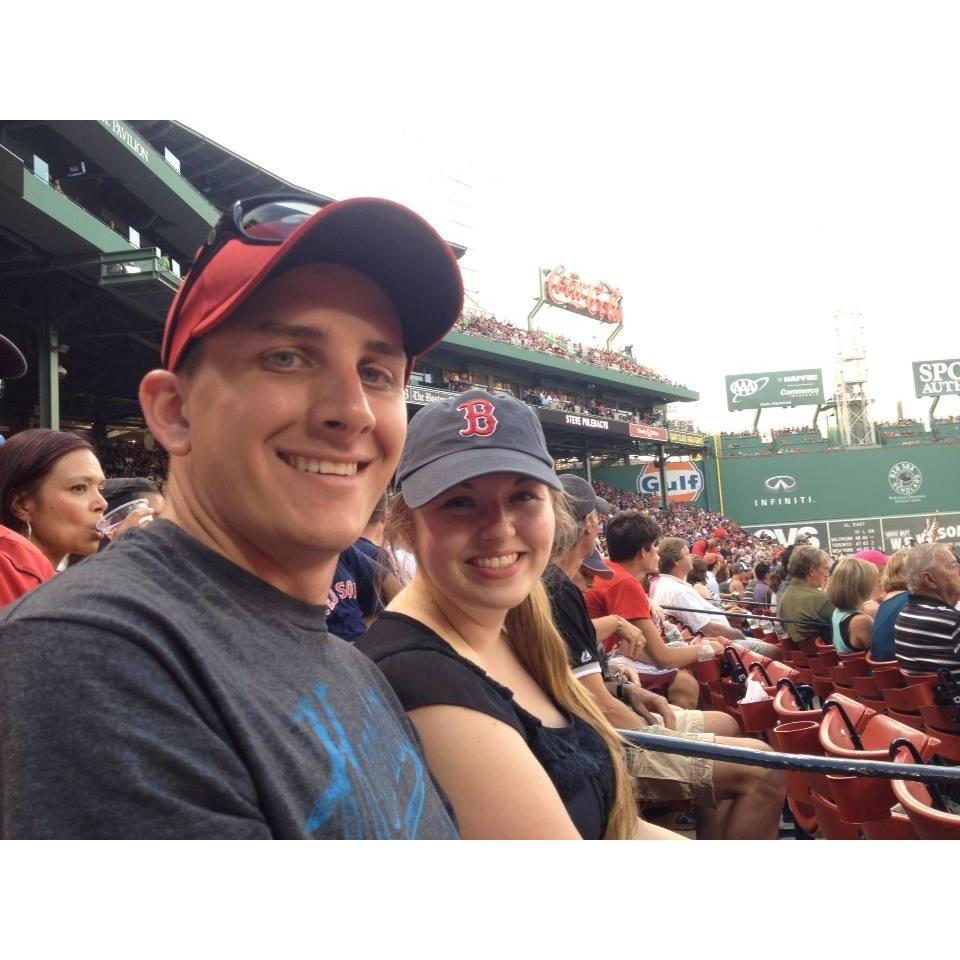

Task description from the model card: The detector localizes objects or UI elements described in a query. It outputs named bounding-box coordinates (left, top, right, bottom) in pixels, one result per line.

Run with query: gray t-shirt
left=0, top=520, right=456, bottom=839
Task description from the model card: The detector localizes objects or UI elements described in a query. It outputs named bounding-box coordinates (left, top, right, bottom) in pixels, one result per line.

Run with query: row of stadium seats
left=670, top=618, right=960, bottom=839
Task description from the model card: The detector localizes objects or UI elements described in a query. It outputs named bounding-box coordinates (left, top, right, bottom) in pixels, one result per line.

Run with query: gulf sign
left=636, top=460, right=704, bottom=503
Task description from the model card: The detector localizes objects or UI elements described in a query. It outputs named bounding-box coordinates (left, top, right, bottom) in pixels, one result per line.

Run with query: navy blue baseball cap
left=397, top=388, right=563, bottom=508
left=581, top=548, right=614, bottom=578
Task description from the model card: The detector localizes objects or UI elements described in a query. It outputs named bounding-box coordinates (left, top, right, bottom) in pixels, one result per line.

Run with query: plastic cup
left=97, top=498, right=151, bottom=537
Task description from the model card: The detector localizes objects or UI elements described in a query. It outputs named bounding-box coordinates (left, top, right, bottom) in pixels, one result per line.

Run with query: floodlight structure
left=834, top=310, right=874, bottom=447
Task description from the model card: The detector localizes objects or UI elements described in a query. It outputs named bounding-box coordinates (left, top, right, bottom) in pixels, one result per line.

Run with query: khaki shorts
left=624, top=709, right=717, bottom=808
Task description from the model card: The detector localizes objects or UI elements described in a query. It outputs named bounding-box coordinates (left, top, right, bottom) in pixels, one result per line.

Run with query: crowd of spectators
left=589, top=479, right=768, bottom=569
left=877, top=418, right=924, bottom=428
left=98, top=439, right=168, bottom=488
left=436, top=367, right=666, bottom=428
left=771, top=426, right=822, bottom=437
left=668, top=418, right=702, bottom=434
left=455, top=311, right=686, bottom=388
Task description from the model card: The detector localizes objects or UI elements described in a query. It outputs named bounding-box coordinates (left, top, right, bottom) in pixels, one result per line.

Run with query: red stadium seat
left=809, top=791, right=861, bottom=840
left=810, top=649, right=839, bottom=677
left=860, top=810, right=917, bottom=840
left=871, top=666, right=906, bottom=693
left=892, top=744, right=960, bottom=840
left=881, top=676, right=936, bottom=717
left=920, top=703, right=960, bottom=734
left=852, top=674, right=882, bottom=700
left=773, top=718, right=823, bottom=834
left=865, top=653, right=899, bottom=676
left=927, top=727, right=960, bottom=763
left=773, top=682, right=821, bottom=727
left=819, top=694, right=939, bottom=825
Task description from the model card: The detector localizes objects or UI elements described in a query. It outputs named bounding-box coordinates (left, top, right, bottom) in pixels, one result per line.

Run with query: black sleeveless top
left=358, top=612, right=615, bottom=839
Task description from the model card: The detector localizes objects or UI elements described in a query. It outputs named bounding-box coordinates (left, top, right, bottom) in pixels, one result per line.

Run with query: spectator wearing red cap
left=0, top=196, right=463, bottom=838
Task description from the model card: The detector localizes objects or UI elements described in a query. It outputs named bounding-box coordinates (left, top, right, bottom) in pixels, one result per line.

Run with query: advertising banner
left=628, top=423, right=669, bottom=442
left=636, top=460, right=704, bottom=503
left=539, top=266, right=623, bottom=324
left=725, top=369, right=824, bottom=411
left=404, top=384, right=458, bottom=407
left=537, top=408, right=666, bottom=441
left=742, top=521, right=831, bottom=552
left=912, top=359, right=960, bottom=398
left=744, top=512, right=960, bottom=555
left=668, top=430, right=706, bottom=447
left=537, top=407, right=619, bottom=434
left=713, top=445, right=956, bottom=527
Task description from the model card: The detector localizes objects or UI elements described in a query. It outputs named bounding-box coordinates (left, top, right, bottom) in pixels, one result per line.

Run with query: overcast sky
left=181, top=2, right=960, bottom=435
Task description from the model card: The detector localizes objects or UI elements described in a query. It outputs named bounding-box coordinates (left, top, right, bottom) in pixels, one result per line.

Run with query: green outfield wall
left=593, top=441, right=960, bottom=554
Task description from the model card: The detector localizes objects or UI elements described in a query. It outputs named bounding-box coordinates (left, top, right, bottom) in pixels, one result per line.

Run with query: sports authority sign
left=539, top=266, right=623, bottom=325
left=725, top=369, right=825, bottom=411
left=913, top=359, right=960, bottom=397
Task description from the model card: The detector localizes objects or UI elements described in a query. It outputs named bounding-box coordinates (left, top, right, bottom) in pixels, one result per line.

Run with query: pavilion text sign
left=540, top=266, right=623, bottom=324
left=103, top=120, right=150, bottom=165
left=913, top=359, right=960, bottom=397
left=725, top=369, right=824, bottom=411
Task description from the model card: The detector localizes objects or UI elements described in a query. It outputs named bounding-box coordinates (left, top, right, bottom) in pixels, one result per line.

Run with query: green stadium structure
left=595, top=436, right=960, bottom=554
left=0, top=120, right=700, bottom=477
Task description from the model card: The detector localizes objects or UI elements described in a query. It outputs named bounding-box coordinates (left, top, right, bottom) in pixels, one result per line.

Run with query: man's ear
left=140, top=369, right=191, bottom=457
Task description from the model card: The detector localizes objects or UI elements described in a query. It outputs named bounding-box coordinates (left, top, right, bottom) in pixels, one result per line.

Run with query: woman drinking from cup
left=0, top=430, right=150, bottom=594
left=359, top=389, right=676, bottom=840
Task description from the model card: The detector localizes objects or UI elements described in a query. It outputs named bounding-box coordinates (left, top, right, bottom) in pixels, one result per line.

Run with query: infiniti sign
left=764, top=475, right=797, bottom=492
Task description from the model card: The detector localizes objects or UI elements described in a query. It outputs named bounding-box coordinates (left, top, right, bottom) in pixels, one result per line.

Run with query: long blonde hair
left=387, top=488, right=638, bottom=840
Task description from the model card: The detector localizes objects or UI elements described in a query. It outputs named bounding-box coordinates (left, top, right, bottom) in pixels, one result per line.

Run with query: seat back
left=819, top=694, right=876, bottom=757
left=892, top=744, right=960, bottom=839
left=882, top=677, right=936, bottom=712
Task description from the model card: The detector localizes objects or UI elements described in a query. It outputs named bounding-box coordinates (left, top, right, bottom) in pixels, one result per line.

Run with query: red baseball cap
left=711, top=527, right=727, bottom=540
left=161, top=197, right=464, bottom=371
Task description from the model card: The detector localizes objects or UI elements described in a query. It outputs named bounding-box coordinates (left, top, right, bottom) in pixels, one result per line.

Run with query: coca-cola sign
left=541, top=266, right=623, bottom=324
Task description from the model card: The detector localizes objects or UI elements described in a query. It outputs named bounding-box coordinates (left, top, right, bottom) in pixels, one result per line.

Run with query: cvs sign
left=748, top=525, right=824, bottom=549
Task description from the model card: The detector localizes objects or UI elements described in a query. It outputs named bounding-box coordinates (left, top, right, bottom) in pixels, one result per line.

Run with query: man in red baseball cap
left=0, top=196, right=463, bottom=838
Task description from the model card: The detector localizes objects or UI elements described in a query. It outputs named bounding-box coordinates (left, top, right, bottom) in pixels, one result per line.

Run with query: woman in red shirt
left=0, top=429, right=108, bottom=605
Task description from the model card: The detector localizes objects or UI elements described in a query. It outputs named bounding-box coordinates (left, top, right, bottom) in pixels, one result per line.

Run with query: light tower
left=834, top=310, right=874, bottom=447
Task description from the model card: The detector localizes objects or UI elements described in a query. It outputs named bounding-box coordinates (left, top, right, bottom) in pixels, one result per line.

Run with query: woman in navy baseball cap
left=358, top=389, right=658, bottom=840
